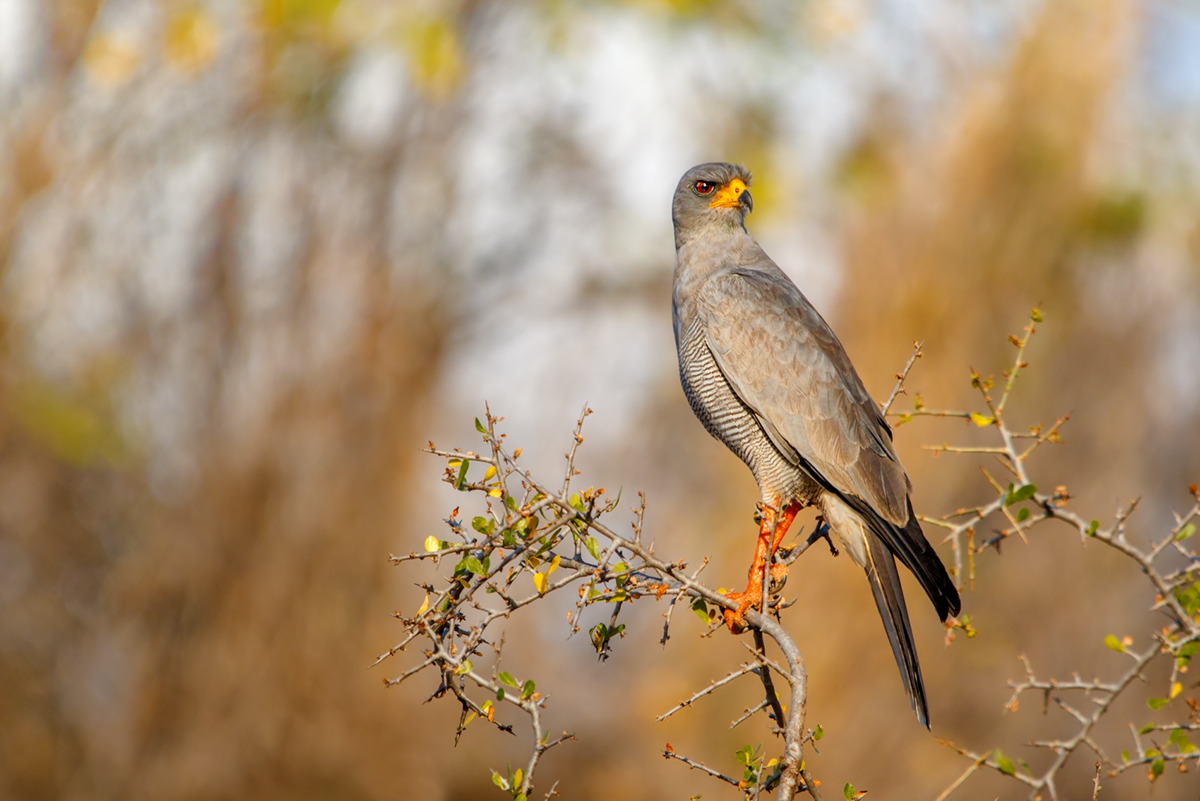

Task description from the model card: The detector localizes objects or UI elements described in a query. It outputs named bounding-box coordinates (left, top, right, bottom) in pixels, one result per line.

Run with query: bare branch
left=656, top=662, right=761, bottom=722
left=881, top=340, right=923, bottom=415
left=661, top=748, right=741, bottom=787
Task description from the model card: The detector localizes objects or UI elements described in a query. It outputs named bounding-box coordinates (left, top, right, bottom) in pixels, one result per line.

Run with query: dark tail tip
left=865, top=536, right=931, bottom=728
left=902, top=505, right=961, bottom=622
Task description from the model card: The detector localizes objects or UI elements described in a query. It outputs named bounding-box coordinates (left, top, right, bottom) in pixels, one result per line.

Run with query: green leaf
left=994, top=749, right=1016, bottom=776
left=520, top=679, right=536, bottom=701
left=1176, top=522, right=1196, bottom=542
left=735, top=745, right=753, bottom=767
left=455, top=458, right=470, bottom=489
left=692, top=598, right=709, bottom=623
left=496, top=687, right=505, bottom=701
left=1005, top=483, right=1037, bottom=506
left=1147, top=697, right=1169, bottom=710
left=1087, top=519, right=1099, bottom=536
left=475, top=417, right=486, bottom=433
left=515, top=795, right=527, bottom=801
left=454, top=659, right=472, bottom=675
left=813, top=723, right=824, bottom=742
left=1016, top=507, right=1030, bottom=522
left=1139, top=723, right=1155, bottom=735
left=1176, top=581, right=1200, bottom=616
left=843, top=783, right=856, bottom=800
left=499, top=671, right=518, bottom=689
left=1121, top=750, right=1130, bottom=764
left=1018, top=758, right=1032, bottom=776
left=492, top=770, right=509, bottom=790
left=471, top=516, right=494, bottom=535
left=1169, top=728, right=1195, bottom=753
left=589, top=623, right=607, bottom=653
left=585, top=536, right=600, bottom=561
left=1030, top=307, right=1043, bottom=323
left=1104, top=635, right=1125, bottom=653
left=506, top=495, right=518, bottom=511
left=462, top=556, right=485, bottom=576
left=1151, top=758, right=1164, bottom=780
left=1177, top=641, right=1200, bottom=668
left=970, top=412, right=995, bottom=427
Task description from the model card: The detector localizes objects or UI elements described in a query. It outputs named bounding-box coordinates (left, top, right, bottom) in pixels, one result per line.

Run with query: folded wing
left=699, top=267, right=910, bottom=526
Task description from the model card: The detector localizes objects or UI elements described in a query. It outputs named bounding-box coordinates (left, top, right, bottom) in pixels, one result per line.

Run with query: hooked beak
left=708, top=178, right=750, bottom=211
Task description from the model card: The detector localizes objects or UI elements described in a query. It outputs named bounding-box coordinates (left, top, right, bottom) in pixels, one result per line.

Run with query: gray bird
left=671, top=162, right=960, bottom=728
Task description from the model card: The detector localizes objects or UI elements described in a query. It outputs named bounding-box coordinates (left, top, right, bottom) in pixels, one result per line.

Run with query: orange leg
left=723, top=499, right=802, bottom=632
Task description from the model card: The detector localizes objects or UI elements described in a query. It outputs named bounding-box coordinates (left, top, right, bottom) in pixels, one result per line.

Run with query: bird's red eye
left=694, top=181, right=715, bottom=195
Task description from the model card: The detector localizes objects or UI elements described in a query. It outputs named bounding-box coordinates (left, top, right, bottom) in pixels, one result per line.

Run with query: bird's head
left=671, top=163, right=753, bottom=248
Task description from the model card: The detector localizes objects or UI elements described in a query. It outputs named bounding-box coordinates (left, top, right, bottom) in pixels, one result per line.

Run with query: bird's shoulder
left=697, top=264, right=870, bottom=407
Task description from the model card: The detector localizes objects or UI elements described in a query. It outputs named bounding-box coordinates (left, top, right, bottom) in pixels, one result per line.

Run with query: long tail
left=863, top=532, right=929, bottom=728
left=848, top=496, right=962, bottom=622
left=829, top=494, right=960, bottom=727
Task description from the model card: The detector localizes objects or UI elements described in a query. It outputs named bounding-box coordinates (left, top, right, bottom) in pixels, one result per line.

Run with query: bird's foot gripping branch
left=379, top=406, right=827, bottom=801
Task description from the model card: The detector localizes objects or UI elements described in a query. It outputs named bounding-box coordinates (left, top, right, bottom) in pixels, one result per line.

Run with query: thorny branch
left=384, top=308, right=1200, bottom=800
left=382, top=404, right=824, bottom=800
left=883, top=309, right=1200, bottom=800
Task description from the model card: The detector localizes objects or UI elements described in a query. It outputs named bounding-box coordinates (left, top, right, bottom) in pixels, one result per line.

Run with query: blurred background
left=2, top=0, right=1199, bottom=798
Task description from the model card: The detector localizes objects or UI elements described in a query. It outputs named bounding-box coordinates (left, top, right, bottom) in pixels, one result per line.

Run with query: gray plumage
left=671, top=162, right=960, bottom=728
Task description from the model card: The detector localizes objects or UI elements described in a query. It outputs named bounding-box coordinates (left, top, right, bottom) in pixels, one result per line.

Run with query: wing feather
left=699, top=267, right=910, bottom=525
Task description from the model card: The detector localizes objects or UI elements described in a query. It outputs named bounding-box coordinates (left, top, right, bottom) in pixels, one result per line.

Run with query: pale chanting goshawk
left=671, top=162, right=961, bottom=728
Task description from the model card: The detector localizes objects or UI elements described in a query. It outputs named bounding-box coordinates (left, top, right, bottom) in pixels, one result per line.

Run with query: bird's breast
left=677, top=320, right=816, bottom=505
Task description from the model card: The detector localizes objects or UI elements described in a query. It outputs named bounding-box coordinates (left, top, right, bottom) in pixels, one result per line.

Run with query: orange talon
left=722, top=499, right=802, bottom=633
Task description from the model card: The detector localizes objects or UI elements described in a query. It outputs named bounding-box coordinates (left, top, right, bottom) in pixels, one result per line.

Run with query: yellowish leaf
left=484, top=465, right=496, bottom=480
left=84, top=34, right=140, bottom=86
left=970, top=412, right=995, bottom=427
left=533, top=572, right=547, bottom=595
left=1171, top=682, right=1182, bottom=699
left=164, top=5, right=219, bottom=73
left=488, top=489, right=503, bottom=497
left=416, top=594, right=429, bottom=615
left=548, top=554, right=561, bottom=576
left=401, top=14, right=465, bottom=98
left=424, top=535, right=440, bottom=552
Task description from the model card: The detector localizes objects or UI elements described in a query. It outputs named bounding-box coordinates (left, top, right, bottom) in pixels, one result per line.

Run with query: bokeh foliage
left=1, top=0, right=1198, bottom=799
